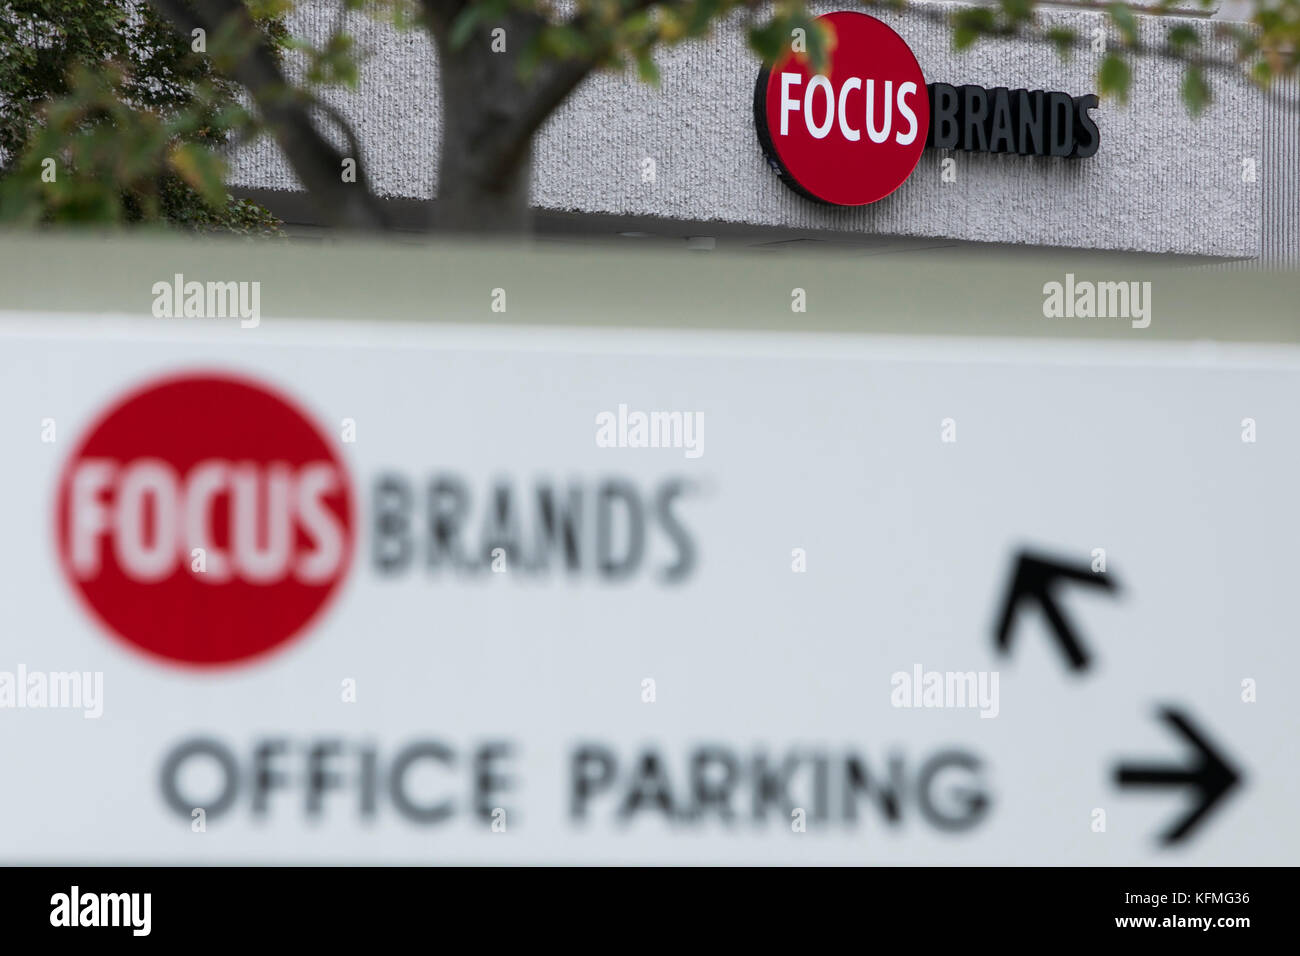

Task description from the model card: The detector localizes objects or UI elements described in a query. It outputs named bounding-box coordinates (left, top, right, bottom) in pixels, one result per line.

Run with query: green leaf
left=168, top=143, right=227, bottom=210
left=952, top=9, right=997, bottom=51
left=747, top=21, right=788, bottom=65
left=622, top=10, right=655, bottom=40
left=1107, top=4, right=1139, bottom=46
left=635, top=50, right=660, bottom=85
left=804, top=18, right=830, bottom=73
left=999, top=0, right=1033, bottom=23
left=1166, top=25, right=1199, bottom=50
left=1181, top=65, right=1210, bottom=115
left=537, top=24, right=592, bottom=60
left=1045, top=27, right=1076, bottom=61
left=1098, top=53, right=1131, bottom=103
left=449, top=6, right=486, bottom=50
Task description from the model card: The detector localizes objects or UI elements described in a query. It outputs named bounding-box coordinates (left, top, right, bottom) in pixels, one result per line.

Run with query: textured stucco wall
left=228, top=2, right=1266, bottom=257
left=1261, top=74, right=1298, bottom=265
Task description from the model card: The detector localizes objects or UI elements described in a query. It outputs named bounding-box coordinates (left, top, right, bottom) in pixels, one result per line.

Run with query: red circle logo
left=755, top=12, right=930, bottom=205
left=55, top=373, right=355, bottom=668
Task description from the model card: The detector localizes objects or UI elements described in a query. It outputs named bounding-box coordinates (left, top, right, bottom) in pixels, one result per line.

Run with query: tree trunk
left=432, top=16, right=539, bottom=235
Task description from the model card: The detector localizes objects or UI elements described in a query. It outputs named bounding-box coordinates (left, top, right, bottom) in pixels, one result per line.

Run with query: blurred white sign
left=0, top=315, right=1295, bottom=863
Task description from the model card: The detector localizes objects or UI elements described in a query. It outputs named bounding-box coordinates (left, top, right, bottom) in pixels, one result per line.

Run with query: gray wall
left=229, top=2, right=1268, bottom=258
left=1261, top=73, right=1298, bottom=265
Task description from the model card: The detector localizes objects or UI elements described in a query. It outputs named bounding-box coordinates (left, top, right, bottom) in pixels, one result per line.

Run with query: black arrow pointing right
left=1115, top=707, right=1243, bottom=846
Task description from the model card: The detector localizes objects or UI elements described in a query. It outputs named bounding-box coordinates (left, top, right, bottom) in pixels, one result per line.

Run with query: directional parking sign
left=0, top=314, right=1295, bottom=864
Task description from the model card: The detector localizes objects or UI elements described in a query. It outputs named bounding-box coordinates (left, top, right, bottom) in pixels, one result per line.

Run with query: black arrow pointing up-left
left=1115, top=707, right=1242, bottom=845
left=994, top=550, right=1118, bottom=672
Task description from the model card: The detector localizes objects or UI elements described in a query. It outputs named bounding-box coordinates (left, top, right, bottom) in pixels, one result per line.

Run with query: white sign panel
left=0, top=315, right=1294, bottom=864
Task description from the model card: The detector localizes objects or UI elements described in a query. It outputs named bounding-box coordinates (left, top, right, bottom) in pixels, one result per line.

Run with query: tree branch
left=432, top=0, right=666, bottom=185
left=147, top=0, right=390, bottom=229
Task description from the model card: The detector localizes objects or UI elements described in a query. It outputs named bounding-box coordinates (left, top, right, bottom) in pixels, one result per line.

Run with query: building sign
left=755, top=12, right=1100, bottom=205
left=50, top=368, right=700, bottom=672
left=0, top=314, right=1292, bottom=864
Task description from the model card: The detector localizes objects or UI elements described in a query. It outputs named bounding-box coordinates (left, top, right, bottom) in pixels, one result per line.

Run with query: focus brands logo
left=755, top=12, right=1099, bottom=206
left=55, top=373, right=356, bottom=667
left=57, top=372, right=700, bottom=667
left=756, top=12, right=929, bottom=206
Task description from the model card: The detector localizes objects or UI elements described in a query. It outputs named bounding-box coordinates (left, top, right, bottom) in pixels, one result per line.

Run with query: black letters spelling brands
left=372, top=473, right=697, bottom=584
left=927, top=83, right=1099, bottom=158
